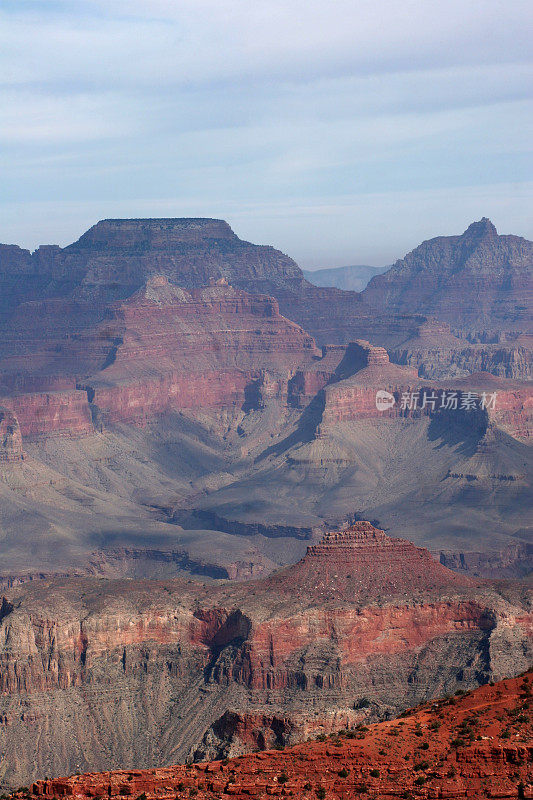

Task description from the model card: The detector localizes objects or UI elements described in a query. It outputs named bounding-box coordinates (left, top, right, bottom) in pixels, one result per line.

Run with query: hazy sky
left=1, top=0, right=532, bottom=267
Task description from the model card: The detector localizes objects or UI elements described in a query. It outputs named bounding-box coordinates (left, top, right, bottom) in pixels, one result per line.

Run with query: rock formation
left=0, top=523, right=530, bottom=786
left=391, top=320, right=533, bottom=381
left=0, top=407, right=23, bottom=462
left=17, top=671, right=533, bottom=800
left=0, top=222, right=531, bottom=582
left=0, top=276, right=321, bottom=433
left=270, top=521, right=472, bottom=601
left=363, top=218, right=533, bottom=337
left=0, top=219, right=424, bottom=349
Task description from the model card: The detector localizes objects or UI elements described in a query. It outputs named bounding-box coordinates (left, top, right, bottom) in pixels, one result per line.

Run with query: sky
left=1, top=0, right=532, bottom=267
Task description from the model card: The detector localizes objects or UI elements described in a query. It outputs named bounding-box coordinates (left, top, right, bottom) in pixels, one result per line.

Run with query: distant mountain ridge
left=2, top=216, right=530, bottom=345
left=362, top=218, right=533, bottom=337
left=303, top=264, right=388, bottom=291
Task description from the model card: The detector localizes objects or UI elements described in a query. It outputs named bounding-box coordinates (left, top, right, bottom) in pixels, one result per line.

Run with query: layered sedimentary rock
left=363, top=218, right=533, bottom=336
left=279, top=521, right=472, bottom=599
left=3, top=216, right=531, bottom=354
left=0, top=222, right=531, bottom=584
left=0, top=218, right=423, bottom=348
left=21, top=672, right=533, bottom=800
left=0, top=389, right=95, bottom=439
left=391, top=320, right=533, bottom=380
left=0, top=523, right=530, bottom=786
left=316, top=342, right=533, bottom=439
left=320, top=340, right=420, bottom=424
left=85, top=277, right=320, bottom=425
left=0, top=276, right=321, bottom=434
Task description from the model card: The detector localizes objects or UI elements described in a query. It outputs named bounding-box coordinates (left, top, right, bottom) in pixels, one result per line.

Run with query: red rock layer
left=318, top=343, right=533, bottom=439
left=22, top=671, right=533, bottom=800
left=0, top=277, right=325, bottom=436
left=0, top=389, right=94, bottom=439
left=84, top=278, right=321, bottom=424
left=0, top=524, right=530, bottom=786
left=450, top=372, right=533, bottom=441
left=320, top=340, right=420, bottom=424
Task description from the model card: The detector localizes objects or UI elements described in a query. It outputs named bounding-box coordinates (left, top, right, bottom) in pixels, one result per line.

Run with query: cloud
left=0, top=0, right=532, bottom=260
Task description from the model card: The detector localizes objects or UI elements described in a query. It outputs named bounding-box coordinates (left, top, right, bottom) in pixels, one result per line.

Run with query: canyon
left=0, top=244, right=530, bottom=580
left=12, top=670, right=533, bottom=800
left=0, top=216, right=531, bottom=790
left=3, top=217, right=531, bottom=354
left=0, top=523, right=531, bottom=787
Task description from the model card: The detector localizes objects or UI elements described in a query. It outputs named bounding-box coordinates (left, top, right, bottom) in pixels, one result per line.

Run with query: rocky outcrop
left=0, top=389, right=94, bottom=439
left=0, top=523, right=530, bottom=786
left=363, top=218, right=533, bottom=336
left=320, top=340, right=420, bottom=424
left=0, top=277, right=323, bottom=433
left=2, top=217, right=532, bottom=351
left=316, top=344, right=533, bottom=439
left=391, top=320, right=533, bottom=380
left=440, top=539, right=533, bottom=579
left=22, top=672, right=533, bottom=800
left=0, top=407, right=23, bottom=462
left=268, top=522, right=473, bottom=600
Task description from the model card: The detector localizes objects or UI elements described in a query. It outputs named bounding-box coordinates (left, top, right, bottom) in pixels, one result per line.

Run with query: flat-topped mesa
left=74, top=217, right=238, bottom=248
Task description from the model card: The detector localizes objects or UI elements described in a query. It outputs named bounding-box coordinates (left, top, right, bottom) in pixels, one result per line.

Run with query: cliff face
left=1, top=390, right=95, bottom=439
left=0, top=219, right=306, bottom=308
left=85, top=278, right=320, bottom=424
left=314, top=342, right=533, bottom=440
left=0, top=524, right=530, bottom=786
left=22, top=672, right=532, bottom=800
left=0, top=277, right=321, bottom=434
left=0, top=408, right=23, bottom=462
left=0, top=219, right=423, bottom=349
left=363, top=218, right=533, bottom=336
left=391, top=321, right=533, bottom=381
